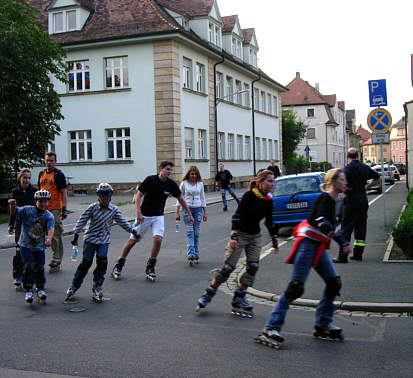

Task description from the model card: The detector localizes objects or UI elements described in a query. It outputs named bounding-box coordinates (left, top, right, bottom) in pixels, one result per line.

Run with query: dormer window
left=249, top=48, right=257, bottom=67
left=209, top=22, right=221, bottom=48
left=51, top=9, right=78, bottom=33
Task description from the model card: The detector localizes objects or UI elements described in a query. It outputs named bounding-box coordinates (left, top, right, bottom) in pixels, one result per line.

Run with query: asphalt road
left=0, top=188, right=412, bottom=377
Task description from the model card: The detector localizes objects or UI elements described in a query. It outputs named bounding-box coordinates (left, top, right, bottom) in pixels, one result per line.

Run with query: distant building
left=390, top=117, right=407, bottom=164
left=403, top=100, right=412, bottom=188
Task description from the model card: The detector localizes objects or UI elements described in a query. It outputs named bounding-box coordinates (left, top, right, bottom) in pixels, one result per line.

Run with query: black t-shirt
left=215, top=170, right=233, bottom=189
left=308, top=192, right=336, bottom=227
left=344, top=160, right=380, bottom=202
left=138, top=175, right=181, bottom=216
left=267, top=165, right=281, bottom=178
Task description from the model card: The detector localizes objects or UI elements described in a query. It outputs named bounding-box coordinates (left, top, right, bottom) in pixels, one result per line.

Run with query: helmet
left=96, top=183, right=113, bottom=200
left=34, top=190, right=51, bottom=200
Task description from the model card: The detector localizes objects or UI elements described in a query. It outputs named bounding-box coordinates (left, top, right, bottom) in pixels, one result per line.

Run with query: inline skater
left=196, top=170, right=278, bottom=317
left=256, top=168, right=350, bottom=348
left=215, top=163, right=240, bottom=211
left=65, top=183, right=139, bottom=303
left=8, top=190, right=54, bottom=305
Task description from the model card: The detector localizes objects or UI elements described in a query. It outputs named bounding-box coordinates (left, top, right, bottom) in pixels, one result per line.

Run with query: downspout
left=213, top=56, right=225, bottom=179
left=251, top=73, right=261, bottom=175
left=325, top=124, right=328, bottom=167
left=404, top=104, right=409, bottom=189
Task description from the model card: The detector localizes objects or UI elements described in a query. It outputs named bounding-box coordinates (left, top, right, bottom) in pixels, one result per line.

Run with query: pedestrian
left=8, top=168, right=37, bottom=290
left=267, top=159, right=281, bottom=179
left=196, top=170, right=278, bottom=317
left=111, top=161, right=194, bottom=281
left=65, top=183, right=139, bottom=303
left=333, top=148, right=380, bottom=263
left=175, top=166, right=207, bottom=264
left=256, top=168, right=350, bottom=348
left=38, top=151, right=68, bottom=273
left=215, top=162, right=240, bottom=211
left=8, top=190, right=54, bottom=305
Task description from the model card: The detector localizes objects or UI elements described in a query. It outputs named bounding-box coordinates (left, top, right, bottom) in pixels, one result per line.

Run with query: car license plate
left=287, top=202, right=308, bottom=209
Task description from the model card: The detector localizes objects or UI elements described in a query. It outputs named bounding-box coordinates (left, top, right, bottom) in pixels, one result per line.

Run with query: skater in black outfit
left=267, top=159, right=281, bottom=179
left=215, top=163, right=239, bottom=211
left=196, top=170, right=278, bottom=316
left=8, top=168, right=37, bottom=290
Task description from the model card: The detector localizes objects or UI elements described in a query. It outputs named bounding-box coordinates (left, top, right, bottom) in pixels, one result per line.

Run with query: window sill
left=182, top=88, right=208, bottom=97
left=61, top=88, right=132, bottom=97
left=218, top=98, right=250, bottom=110
left=184, top=159, right=209, bottom=162
left=218, top=159, right=253, bottom=162
left=53, top=160, right=134, bottom=166
left=254, top=109, right=279, bottom=119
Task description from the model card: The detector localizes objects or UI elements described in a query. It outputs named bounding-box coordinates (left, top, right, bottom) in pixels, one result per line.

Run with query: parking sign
left=368, top=79, right=387, bottom=107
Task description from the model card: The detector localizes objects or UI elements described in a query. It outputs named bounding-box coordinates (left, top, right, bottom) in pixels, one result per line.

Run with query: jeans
left=221, top=187, right=239, bottom=208
left=183, top=207, right=203, bottom=258
left=20, top=247, right=46, bottom=291
left=72, top=241, right=109, bottom=289
left=265, top=239, right=338, bottom=331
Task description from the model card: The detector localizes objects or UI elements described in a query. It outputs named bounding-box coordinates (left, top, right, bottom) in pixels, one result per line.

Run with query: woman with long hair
left=196, top=170, right=278, bottom=316
left=175, top=166, right=207, bottom=264
left=256, top=168, right=350, bottom=348
left=8, top=168, right=37, bottom=290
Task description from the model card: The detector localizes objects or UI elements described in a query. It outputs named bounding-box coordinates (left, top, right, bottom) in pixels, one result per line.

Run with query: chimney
left=315, top=83, right=319, bottom=92
left=296, top=71, right=300, bottom=78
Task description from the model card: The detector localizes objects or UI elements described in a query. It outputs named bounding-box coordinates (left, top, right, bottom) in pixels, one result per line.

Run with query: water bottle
left=134, top=219, right=140, bottom=227
left=71, top=245, right=78, bottom=261
left=175, top=220, right=180, bottom=233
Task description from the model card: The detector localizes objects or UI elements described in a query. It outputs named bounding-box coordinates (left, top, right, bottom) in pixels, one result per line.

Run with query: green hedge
left=392, top=189, right=413, bottom=258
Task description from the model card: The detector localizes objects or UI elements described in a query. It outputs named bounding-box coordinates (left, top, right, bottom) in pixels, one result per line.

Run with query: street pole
left=380, top=142, right=387, bottom=226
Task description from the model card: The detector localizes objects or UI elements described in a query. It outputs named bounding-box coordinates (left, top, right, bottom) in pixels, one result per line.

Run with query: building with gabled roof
left=27, top=0, right=287, bottom=188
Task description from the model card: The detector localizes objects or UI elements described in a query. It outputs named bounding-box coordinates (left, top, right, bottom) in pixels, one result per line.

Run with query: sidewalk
left=0, top=188, right=245, bottom=249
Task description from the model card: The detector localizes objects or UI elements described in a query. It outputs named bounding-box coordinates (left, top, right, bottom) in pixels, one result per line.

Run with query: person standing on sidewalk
left=196, top=170, right=278, bottom=316
left=257, top=168, right=350, bottom=347
left=112, top=161, right=194, bottom=281
left=8, top=168, right=37, bottom=290
left=267, top=159, right=281, bottom=179
left=333, top=148, right=380, bottom=263
left=38, top=152, right=68, bottom=272
left=215, top=163, right=240, bottom=211
left=175, top=166, right=207, bottom=264
left=8, top=190, right=54, bottom=305
left=65, top=183, right=139, bottom=303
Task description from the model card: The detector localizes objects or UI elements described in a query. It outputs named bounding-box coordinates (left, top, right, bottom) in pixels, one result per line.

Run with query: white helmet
left=34, top=190, right=51, bottom=200
left=96, top=183, right=113, bottom=200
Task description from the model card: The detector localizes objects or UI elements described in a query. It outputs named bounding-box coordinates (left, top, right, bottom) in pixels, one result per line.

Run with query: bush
left=392, top=191, right=413, bottom=258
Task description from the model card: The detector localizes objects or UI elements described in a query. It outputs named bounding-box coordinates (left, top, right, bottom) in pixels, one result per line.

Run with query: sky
left=218, top=0, right=413, bottom=129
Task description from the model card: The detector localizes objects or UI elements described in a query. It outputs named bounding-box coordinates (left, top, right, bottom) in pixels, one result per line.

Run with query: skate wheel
left=63, top=297, right=79, bottom=304
left=195, top=305, right=201, bottom=312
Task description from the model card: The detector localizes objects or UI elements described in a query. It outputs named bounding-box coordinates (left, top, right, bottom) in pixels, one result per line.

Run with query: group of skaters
left=7, top=148, right=378, bottom=347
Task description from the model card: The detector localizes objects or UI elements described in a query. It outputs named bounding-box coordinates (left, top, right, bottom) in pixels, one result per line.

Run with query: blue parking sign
left=368, top=79, right=387, bottom=107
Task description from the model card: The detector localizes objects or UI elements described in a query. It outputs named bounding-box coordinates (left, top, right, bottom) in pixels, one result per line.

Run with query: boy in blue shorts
left=8, top=190, right=54, bottom=304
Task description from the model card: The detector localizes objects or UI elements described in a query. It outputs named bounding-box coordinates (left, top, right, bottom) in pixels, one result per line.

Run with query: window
left=273, top=96, right=278, bottom=116
left=260, top=91, right=266, bottom=112
left=209, top=23, right=221, bottom=47
left=262, top=138, right=267, bottom=160
left=392, top=142, right=396, bottom=149
left=399, top=155, right=403, bottom=163
left=244, top=136, right=251, bottom=159
left=399, top=141, right=403, bottom=149
left=267, top=94, right=272, bottom=114
left=67, top=10, right=76, bottom=30
left=216, top=72, right=223, bottom=99
left=53, top=12, right=63, bottom=33
left=307, top=108, right=315, bottom=117
left=235, top=80, right=242, bottom=105
left=226, top=76, right=233, bottom=102
left=255, top=137, right=261, bottom=160
left=254, top=88, right=259, bottom=109
left=195, top=63, right=205, bottom=93
left=243, top=83, right=250, bottom=107
left=274, top=140, right=279, bottom=160
left=215, top=25, right=221, bottom=46
left=268, top=139, right=273, bottom=159
left=237, top=40, right=242, bottom=59
left=249, top=48, right=257, bottom=66
left=392, top=155, right=396, bottom=162
left=185, top=128, right=194, bottom=159
left=105, top=57, right=128, bottom=88
left=68, top=61, right=90, bottom=92
left=48, top=139, right=55, bottom=153
left=183, top=57, right=192, bottom=89
left=218, top=132, right=225, bottom=159
left=231, top=37, right=236, bottom=55
left=209, top=23, right=213, bottom=43
left=237, top=135, right=243, bottom=160
left=307, top=128, right=316, bottom=139
left=52, top=9, right=77, bottom=33
left=106, top=128, right=131, bottom=159
left=70, top=130, right=92, bottom=161
left=198, top=129, right=207, bottom=159
left=228, top=134, right=235, bottom=159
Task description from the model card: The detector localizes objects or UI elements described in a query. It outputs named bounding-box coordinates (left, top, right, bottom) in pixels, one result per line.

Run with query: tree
left=282, top=109, right=307, bottom=172
left=0, top=0, right=67, bottom=186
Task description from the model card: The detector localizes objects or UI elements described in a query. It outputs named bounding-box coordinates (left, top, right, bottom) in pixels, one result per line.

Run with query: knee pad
left=78, top=258, right=93, bottom=275
left=214, top=263, right=234, bottom=284
left=285, top=280, right=305, bottom=302
left=324, top=276, right=341, bottom=297
left=96, top=256, right=108, bottom=272
left=246, top=261, right=259, bottom=276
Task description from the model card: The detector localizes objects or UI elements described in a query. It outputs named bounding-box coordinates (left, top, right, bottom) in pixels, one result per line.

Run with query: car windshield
left=273, top=176, right=320, bottom=197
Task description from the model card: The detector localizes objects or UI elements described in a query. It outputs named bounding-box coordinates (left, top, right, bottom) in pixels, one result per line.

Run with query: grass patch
left=0, top=213, right=10, bottom=224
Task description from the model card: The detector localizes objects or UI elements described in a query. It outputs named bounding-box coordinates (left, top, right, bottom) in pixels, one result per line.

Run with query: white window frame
left=243, top=83, right=250, bottom=107
left=236, top=135, right=243, bottom=160
left=218, top=132, right=225, bottom=159
left=68, top=60, right=90, bottom=92
left=268, top=139, right=273, bottom=159
left=226, top=76, right=234, bottom=102
left=267, top=94, right=272, bottom=114
left=307, top=128, right=316, bottom=139
left=209, top=23, right=214, bottom=43
left=198, top=129, right=207, bottom=159
left=235, top=80, right=242, bottom=105
left=228, top=134, right=235, bottom=159
left=52, top=9, right=78, bottom=33
left=69, top=130, right=92, bottom=161
left=273, top=96, right=278, bottom=116
left=105, top=56, right=128, bottom=89
left=216, top=72, right=224, bottom=99
left=255, top=137, right=261, bottom=160
left=262, top=138, right=267, bottom=160
left=245, top=136, right=251, bottom=160
left=392, top=142, right=396, bottom=149
left=215, top=25, right=221, bottom=47
left=195, top=62, right=205, bottom=93
left=254, top=88, right=259, bottom=110
left=399, top=155, right=403, bottom=163
left=183, top=57, right=192, bottom=89
left=260, top=91, right=266, bottom=112
left=106, top=128, right=131, bottom=160
left=185, top=127, right=194, bottom=159
left=399, top=141, right=403, bottom=149
left=274, top=140, right=279, bottom=160
left=307, top=108, right=315, bottom=118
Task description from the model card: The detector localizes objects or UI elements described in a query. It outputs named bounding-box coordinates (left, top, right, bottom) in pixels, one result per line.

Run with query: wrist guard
left=271, top=235, right=278, bottom=249
left=71, top=233, right=79, bottom=246
left=230, top=234, right=238, bottom=241
left=61, top=206, right=68, bottom=220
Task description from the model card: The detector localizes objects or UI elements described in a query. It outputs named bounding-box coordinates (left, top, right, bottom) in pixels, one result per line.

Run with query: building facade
left=29, top=0, right=287, bottom=189
left=390, top=117, right=407, bottom=164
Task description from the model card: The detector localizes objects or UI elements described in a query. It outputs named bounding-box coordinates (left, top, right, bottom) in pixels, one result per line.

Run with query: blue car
left=272, top=172, right=325, bottom=232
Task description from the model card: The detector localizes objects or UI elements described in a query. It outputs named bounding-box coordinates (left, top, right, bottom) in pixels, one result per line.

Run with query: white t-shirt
left=176, top=181, right=206, bottom=208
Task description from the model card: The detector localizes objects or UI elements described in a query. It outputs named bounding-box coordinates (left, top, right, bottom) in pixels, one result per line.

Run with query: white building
left=29, top=0, right=287, bottom=189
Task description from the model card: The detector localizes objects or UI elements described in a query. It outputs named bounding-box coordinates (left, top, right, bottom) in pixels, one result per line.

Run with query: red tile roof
left=222, top=15, right=237, bottom=33
left=356, top=126, right=371, bottom=144
left=242, top=28, right=254, bottom=44
left=338, top=100, right=345, bottom=111
left=156, top=0, right=214, bottom=18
